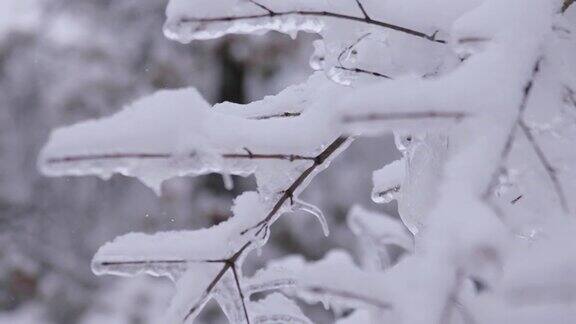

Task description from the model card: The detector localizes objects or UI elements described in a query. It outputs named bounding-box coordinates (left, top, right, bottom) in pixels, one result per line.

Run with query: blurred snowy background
left=0, top=0, right=398, bottom=323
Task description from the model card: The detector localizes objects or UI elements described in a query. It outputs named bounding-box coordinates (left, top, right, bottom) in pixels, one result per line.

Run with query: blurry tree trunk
left=217, top=39, right=246, bottom=104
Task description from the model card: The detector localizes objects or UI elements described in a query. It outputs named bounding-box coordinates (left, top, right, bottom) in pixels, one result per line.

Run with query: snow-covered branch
left=37, top=0, right=576, bottom=322
left=172, top=2, right=445, bottom=44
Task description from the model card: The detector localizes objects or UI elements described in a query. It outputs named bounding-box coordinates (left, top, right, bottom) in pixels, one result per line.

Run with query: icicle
left=321, top=294, right=330, bottom=310
left=140, top=176, right=164, bottom=196
left=222, top=173, right=234, bottom=190
left=294, top=199, right=330, bottom=236
left=288, top=30, right=298, bottom=40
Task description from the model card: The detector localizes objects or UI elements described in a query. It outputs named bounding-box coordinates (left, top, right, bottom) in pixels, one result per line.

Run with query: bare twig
left=484, top=58, right=569, bottom=214
left=334, top=33, right=392, bottom=79
left=184, top=262, right=231, bottom=321
left=337, top=33, right=372, bottom=64
left=180, top=10, right=445, bottom=44
left=354, top=0, right=370, bottom=20
left=342, top=111, right=467, bottom=123
left=247, top=0, right=273, bottom=14
left=45, top=151, right=315, bottom=164
left=519, top=120, right=569, bottom=213
left=99, top=259, right=189, bottom=267
left=458, top=37, right=490, bottom=45
left=483, top=59, right=542, bottom=200
left=375, top=184, right=401, bottom=199
left=184, top=242, right=252, bottom=321
left=244, top=136, right=350, bottom=235
left=251, top=111, right=302, bottom=120
left=47, top=153, right=172, bottom=163
left=231, top=263, right=251, bottom=324
left=511, top=195, right=523, bottom=204
left=221, top=152, right=315, bottom=161
left=335, top=66, right=392, bottom=79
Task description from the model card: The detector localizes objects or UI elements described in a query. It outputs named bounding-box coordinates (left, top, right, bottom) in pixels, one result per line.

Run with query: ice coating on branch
left=164, top=0, right=327, bottom=43
left=347, top=206, right=413, bottom=270
left=92, top=192, right=266, bottom=277
left=397, top=134, right=448, bottom=234
left=294, top=199, right=329, bottom=237
left=251, top=293, right=312, bottom=324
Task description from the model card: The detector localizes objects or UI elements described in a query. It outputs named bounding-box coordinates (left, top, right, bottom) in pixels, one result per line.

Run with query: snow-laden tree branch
left=38, top=0, right=576, bottom=323
left=170, top=0, right=445, bottom=44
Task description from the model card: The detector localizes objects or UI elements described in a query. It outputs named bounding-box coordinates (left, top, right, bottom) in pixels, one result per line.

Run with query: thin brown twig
left=231, top=263, right=251, bottom=324
left=511, top=195, right=523, bottom=204
left=247, top=0, right=273, bottom=14
left=222, top=152, right=315, bottom=161
left=97, top=256, right=234, bottom=269
left=334, top=33, right=392, bottom=79
left=243, top=136, right=350, bottom=235
left=184, top=262, right=231, bottom=321
left=335, top=66, right=392, bottom=79
left=337, top=32, right=372, bottom=63
left=519, top=120, right=569, bottom=213
left=375, top=184, right=401, bottom=199
left=483, top=59, right=542, bottom=200
left=354, top=0, right=371, bottom=20
left=250, top=112, right=302, bottom=120
left=183, top=242, right=252, bottom=321
left=47, top=153, right=172, bottom=163
left=342, top=111, right=467, bottom=123
left=45, top=151, right=315, bottom=164
left=99, top=259, right=193, bottom=267
left=484, top=58, right=569, bottom=214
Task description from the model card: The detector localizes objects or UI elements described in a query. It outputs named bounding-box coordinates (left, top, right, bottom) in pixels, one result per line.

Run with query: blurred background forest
left=0, top=0, right=398, bottom=323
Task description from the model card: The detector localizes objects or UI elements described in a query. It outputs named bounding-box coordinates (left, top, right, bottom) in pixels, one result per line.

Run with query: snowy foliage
left=39, top=0, right=576, bottom=323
